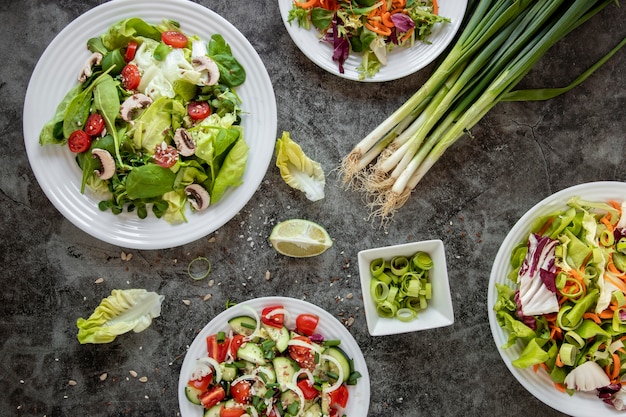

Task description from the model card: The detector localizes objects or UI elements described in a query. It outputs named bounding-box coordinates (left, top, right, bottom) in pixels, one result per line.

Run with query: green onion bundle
left=369, top=251, right=434, bottom=321
left=340, top=0, right=626, bottom=222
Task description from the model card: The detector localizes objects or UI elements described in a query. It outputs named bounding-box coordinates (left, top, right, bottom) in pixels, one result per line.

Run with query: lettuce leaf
left=76, top=289, right=164, bottom=344
left=275, top=131, right=325, bottom=202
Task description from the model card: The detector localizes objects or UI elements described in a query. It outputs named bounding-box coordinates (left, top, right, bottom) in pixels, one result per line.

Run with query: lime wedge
left=269, top=219, right=333, bottom=258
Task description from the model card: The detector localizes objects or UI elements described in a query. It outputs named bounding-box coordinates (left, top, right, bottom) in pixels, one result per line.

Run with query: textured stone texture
left=1, top=1, right=625, bottom=416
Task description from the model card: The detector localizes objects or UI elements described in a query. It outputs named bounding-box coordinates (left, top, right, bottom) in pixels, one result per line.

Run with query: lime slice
left=269, top=219, right=333, bottom=258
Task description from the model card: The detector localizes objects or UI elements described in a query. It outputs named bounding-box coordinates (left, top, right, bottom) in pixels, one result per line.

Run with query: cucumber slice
left=237, top=342, right=266, bottom=365
left=228, top=315, right=257, bottom=336
left=303, top=402, right=323, bottom=417
left=203, top=402, right=223, bottom=417
left=262, top=324, right=290, bottom=352
left=272, top=356, right=299, bottom=390
left=184, top=385, right=203, bottom=405
left=324, top=346, right=351, bottom=384
left=220, top=363, right=238, bottom=382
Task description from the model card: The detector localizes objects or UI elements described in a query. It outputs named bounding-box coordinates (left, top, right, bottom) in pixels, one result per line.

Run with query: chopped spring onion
left=369, top=251, right=434, bottom=321
left=340, top=0, right=626, bottom=222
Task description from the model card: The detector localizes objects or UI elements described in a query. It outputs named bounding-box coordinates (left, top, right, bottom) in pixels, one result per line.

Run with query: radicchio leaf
left=390, top=13, right=415, bottom=33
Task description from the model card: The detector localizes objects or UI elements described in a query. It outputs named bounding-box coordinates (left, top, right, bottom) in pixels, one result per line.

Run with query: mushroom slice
left=120, top=93, right=153, bottom=122
left=185, top=184, right=210, bottom=211
left=91, top=148, right=115, bottom=180
left=173, top=128, right=196, bottom=157
left=78, top=52, right=103, bottom=82
left=192, top=56, right=220, bottom=86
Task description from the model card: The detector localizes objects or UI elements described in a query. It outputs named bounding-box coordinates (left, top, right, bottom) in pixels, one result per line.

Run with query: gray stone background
left=1, top=0, right=625, bottom=416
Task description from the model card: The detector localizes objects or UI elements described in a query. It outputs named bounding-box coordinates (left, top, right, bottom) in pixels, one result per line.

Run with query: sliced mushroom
left=78, top=52, right=103, bottom=82
left=91, top=148, right=115, bottom=180
left=192, top=56, right=220, bottom=86
left=185, top=184, right=210, bottom=211
left=120, top=93, right=153, bottom=122
left=173, top=128, right=196, bottom=157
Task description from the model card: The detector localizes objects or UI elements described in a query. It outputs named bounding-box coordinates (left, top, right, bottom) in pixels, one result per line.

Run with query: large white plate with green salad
left=278, top=0, right=468, bottom=82
left=488, top=181, right=626, bottom=416
left=178, top=296, right=371, bottom=416
left=23, top=0, right=277, bottom=249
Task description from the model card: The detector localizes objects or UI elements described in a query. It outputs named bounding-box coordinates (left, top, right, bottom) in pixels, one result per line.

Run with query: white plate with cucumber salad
left=23, top=0, right=277, bottom=249
left=178, top=296, right=370, bottom=417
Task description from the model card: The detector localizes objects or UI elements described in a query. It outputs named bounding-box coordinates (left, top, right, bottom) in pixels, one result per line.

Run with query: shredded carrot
left=554, top=382, right=567, bottom=393
left=533, top=363, right=540, bottom=373
left=400, top=27, right=415, bottom=42
left=609, top=200, right=622, bottom=212
left=583, top=312, right=603, bottom=324
left=537, top=216, right=555, bottom=236
left=295, top=0, right=319, bottom=9
left=601, top=213, right=615, bottom=233
left=381, top=12, right=395, bottom=28
left=600, top=309, right=615, bottom=319
left=612, top=353, right=621, bottom=381
left=432, top=0, right=439, bottom=15
left=365, top=21, right=392, bottom=36
left=555, top=353, right=564, bottom=368
left=392, top=0, right=406, bottom=8
left=606, top=274, right=626, bottom=294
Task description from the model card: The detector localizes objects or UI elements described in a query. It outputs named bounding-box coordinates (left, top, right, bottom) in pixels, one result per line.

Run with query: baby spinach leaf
left=208, top=34, right=246, bottom=87
left=126, top=164, right=176, bottom=199
left=39, top=83, right=84, bottom=145
left=62, top=89, right=92, bottom=139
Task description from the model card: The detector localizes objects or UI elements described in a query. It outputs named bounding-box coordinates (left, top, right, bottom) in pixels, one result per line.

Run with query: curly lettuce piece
left=275, top=131, right=325, bottom=202
left=76, top=289, right=164, bottom=344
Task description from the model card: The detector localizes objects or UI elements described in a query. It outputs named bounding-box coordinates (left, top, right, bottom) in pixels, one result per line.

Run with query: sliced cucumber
left=228, top=315, right=257, bottom=336
left=257, top=364, right=277, bottom=384
left=220, top=363, right=238, bottom=382
left=320, top=382, right=331, bottom=415
left=262, top=324, right=290, bottom=352
left=203, top=402, right=222, bottom=417
left=303, top=402, right=323, bottom=417
left=324, top=346, right=351, bottom=383
left=237, top=342, right=266, bottom=365
left=272, top=356, right=299, bottom=390
left=280, top=388, right=299, bottom=408
left=184, top=385, right=203, bottom=405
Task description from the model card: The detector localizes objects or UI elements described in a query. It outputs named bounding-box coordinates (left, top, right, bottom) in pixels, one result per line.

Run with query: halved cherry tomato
left=67, top=130, right=92, bottom=153
left=153, top=142, right=179, bottom=168
left=220, top=407, right=246, bottom=417
left=261, top=305, right=284, bottom=329
left=229, top=334, right=245, bottom=358
left=206, top=334, right=231, bottom=363
left=329, top=384, right=349, bottom=408
left=296, top=378, right=319, bottom=400
left=124, top=40, right=139, bottom=62
left=288, top=335, right=315, bottom=370
left=230, top=380, right=251, bottom=404
left=187, top=101, right=211, bottom=120
left=121, top=64, right=141, bottom=90
left=188, top=373, right=213, bottom=392
left=84, top=113, right=105, bottom=136
left=200, top=385, right=225, bottom=409
left=296, top=313, right=319, bottom=336
left=162, top=30, right=188, bottom=48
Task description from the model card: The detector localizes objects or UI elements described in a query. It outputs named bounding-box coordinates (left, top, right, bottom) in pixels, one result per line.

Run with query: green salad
left=494, top=196, right=626, bottom=410
left=39, top=18, right=248, bottom=223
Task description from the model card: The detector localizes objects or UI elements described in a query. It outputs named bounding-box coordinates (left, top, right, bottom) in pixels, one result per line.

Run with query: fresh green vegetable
left=494, top=197, right=626, bottom=408
left=340, top=0, right=626, bottom=221
left=76, top=289, right=164, bottom=344
left=369, top=251, right=433, bottom=321
left=275, top=131, right=326, bottom=202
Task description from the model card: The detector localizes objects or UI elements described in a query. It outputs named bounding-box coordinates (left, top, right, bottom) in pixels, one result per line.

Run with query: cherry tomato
left=162, top=30, right=188, bottom=48
left=220, top=407, right=246, bottom=417
left=288, top=335, right=315, bottom=370
left=188, top=373, right=213, bottom=392
left=261, top=305, right=285, bottom=329
left=153, top=142, right=179, bottom=169
left=121, top=64, right=141, bottom=90
left=84, top=113, right=105, bottom=136
left=229, top=334, right=245, bottom=358
left=124, top=40, right=139, bottom=62
left=187, top=101, right=212, bottom=120
left=296, top=378, right=319, bottom=400
left=329, top=384, right=349, bottom=408
left=200, top=385, right=225, bottom=409
left=67, top=130, right=92, bottom=153
left=206, top=334, right=232, bottom=363
left=296, top=313, right=319, bottom=336
left=230, top=380, right=251, bottom=404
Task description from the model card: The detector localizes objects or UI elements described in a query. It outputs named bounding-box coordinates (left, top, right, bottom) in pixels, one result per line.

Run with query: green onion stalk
left=339, top=0, right=625, bottom=222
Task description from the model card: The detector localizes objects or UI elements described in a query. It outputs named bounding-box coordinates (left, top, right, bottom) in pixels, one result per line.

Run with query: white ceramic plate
left=278, top=0, right=468, bottom=82
left=487, top=181, right=626, bottom=416
left=23, top=0, right=277, bottom=249
left=178, top=296, right=371, bottom=416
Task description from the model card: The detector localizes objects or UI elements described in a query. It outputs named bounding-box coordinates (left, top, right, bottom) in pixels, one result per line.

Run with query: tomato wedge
left=188, top=373, right=212, bottom=392
left=121, top=64, right=141, bottom=90
left=206, top=334, right=230, bottom=363
left=187, top=101, right=211, bottom=120
left=162, top=30, right=188, bottom=48
left=229, top=334, right=245, bottom=358
left=67, top=130, right=92, bottom=153
left=220, top=407, right=246, bottom=417
left=200, top=385, right=225, bottom=409
left=261, top=305, right=284, bottom=328
left=231, top=380, right=251, bottom=404
left=124, top=40, right=138, bottom=62
left=84, top=113, right=105, bottom=136
left=296, top=313, right=319, bottom=336
left=296, top=378, right=319, bottom=400
left=329, top=384, right=349, bottom=408
left=288, top=335, right=315, bottom=370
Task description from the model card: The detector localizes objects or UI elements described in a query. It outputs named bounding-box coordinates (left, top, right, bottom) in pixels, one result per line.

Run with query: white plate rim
left=23, top=0, right=277, bottom=249
left=487, top=181, right=626, bottom=416
left=278, top=0, right=468, bottom=82
left=178, top=296, right=371, bottom=417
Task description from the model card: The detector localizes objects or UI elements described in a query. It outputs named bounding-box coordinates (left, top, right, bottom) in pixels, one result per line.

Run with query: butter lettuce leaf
left=76, top=289, right=164, bottom=344
left=275, top=131, right=325, bottom=202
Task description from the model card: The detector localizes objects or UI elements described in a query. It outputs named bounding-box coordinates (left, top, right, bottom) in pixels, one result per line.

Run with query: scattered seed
left=203, top=294, right=212, bottom=301
left=346, top=317, right=355, bottom=327
left=208, top=279, right=215, bottom=287
left=129, top=370, right=138, bottom=378
left=346, top=293, right=354, bottom=299
left=100, top=373, right=108, bottom=381
left=94, top=277, right=104, bottom=284
left=139, top=376, right=148, bottom=383
left=208, top=236, right=216, bottom=243
left=182, top=299, right=191, bottom=306
left=265, top=271, right=271, bottom=281
left=121, top=251, right=133, bottom=261
left=68, top=380, right=77, bottom=386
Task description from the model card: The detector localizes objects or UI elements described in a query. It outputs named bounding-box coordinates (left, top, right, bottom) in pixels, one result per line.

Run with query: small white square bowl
left=358, top=240, right=454, bottom=336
